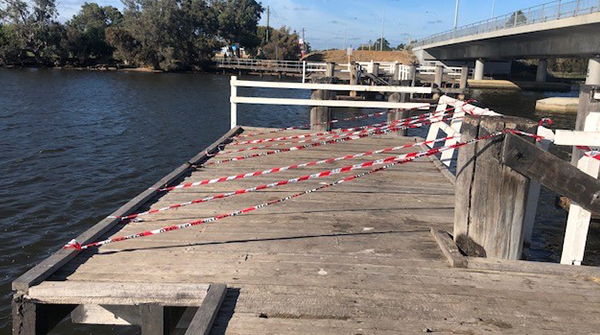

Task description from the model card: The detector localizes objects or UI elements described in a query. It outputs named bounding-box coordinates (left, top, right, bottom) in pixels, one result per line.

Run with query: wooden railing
left=429, top=93, right=600, bottom=266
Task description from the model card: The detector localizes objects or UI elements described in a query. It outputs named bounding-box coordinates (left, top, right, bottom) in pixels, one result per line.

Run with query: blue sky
left=55, top=0, right=552, bottom=50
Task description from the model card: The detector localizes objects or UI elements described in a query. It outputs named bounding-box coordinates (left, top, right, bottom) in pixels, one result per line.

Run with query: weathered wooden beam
left=502, top=132, right=600, bottom=215
left=12, top=127, right=243, bottom=292
left=454, top=115, right=538, bottom=260
left=140, top=304, right=186, bottom=335
left=430, top=229, right=468, bottom=268
left=184, top=284, right=227, bottom=335
left=12, top=293, right=76, bottom=335
left=26, top=282, right=210, bottom=306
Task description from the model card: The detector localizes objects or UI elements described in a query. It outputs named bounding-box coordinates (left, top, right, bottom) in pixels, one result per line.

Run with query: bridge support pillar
left=536, top=59, right=548, bottom=82
left=474, top=59, right=485, bottom=80
left=586, top=58, right=600, bottom=85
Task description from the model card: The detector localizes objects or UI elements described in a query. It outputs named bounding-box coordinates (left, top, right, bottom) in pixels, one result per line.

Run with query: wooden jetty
left=12, top=86, right=600, bottom=334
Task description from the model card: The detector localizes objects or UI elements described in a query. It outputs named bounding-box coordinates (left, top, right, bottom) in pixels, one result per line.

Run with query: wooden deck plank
left=18, top=126, right=600, bottom=334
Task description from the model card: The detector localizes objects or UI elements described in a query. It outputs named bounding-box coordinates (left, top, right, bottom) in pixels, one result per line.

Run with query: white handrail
left=229, top=76, right=431, bottom=129
left=233, top=78, right=432, bottom=93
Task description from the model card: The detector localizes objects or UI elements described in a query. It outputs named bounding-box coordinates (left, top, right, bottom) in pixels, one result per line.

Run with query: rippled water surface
left=0, top=69, right=596, bottom=334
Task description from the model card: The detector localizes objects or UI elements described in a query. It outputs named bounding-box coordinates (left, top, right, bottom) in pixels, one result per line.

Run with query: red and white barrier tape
left=577, top=146, right=600, bottom=161
left=219, top=108, right=457, bottom=156
left=119, top=136, right=457, bottom=221
left=233, top=99, right=477, bottom=140
left=64, top=130, right=502, bottom=250
left=230, top=110, right=441, bottom=147
left=204, top=116, right=455, bottom=166
left=164, top=135, right=458, bottom=193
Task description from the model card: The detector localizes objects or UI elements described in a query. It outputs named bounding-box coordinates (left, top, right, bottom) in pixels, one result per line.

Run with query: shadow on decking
left=51, top=229, right=433, bottom=280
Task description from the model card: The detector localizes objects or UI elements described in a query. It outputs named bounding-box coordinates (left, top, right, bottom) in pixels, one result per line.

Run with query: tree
left=373, top=37, right=391, bottom=51
left=505, top=10, right=527, bottom=27
left=66, top=3, right=123, bottom=65
left=395, top=43, right=405, bottom=51
left=0, top=0, right=62, bottom=65
left=108, top=0, right=220, bottom=71
left=213, top=0, right=263, bottom=50
left=261, top=27, right=301, bottom=60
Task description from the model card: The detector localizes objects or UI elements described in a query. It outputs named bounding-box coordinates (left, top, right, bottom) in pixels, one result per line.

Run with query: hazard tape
left=204, top=116, right=456, bottom=166
left=577, top=146, right=600, bottom=161
left=233, top=99, right=477, bottom=140
left=118, top=135, right=459, bottom=221
left=230, top=110, right=441, bottom=147
left=64, top=131, right=502, bottom=250
left=219, top=107, right=457, bottom=156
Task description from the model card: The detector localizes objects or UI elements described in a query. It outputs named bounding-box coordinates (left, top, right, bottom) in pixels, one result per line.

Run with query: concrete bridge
left=413, top=0, right=600, bottom=84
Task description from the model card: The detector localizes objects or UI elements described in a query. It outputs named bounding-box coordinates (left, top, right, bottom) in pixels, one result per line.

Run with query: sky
left=55, top=0, right=553, bottom=50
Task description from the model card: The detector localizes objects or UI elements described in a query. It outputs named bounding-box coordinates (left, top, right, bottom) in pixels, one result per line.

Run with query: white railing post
left=302, top=61, right=307, bottom=84
left=561, top=111, right=600, bottom=265
left=426, top=102, right=448, bottom=147
left=230, top=76, right=238, bottom=129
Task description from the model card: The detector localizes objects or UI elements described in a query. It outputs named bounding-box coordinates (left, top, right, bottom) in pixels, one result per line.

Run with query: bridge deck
left=36, top=127, right=600, bottom=333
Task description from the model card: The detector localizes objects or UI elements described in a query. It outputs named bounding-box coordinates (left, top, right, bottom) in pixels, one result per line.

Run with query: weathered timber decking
left=21, top=127, right=600, bottom=334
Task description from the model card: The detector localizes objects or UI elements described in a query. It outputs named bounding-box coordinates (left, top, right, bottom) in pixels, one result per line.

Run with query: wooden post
left=570, top=84, right=600, bottom=165
left=458, top=66, right=468, bottom=100
left=392, top=62, right=401, bottom=83
left=140, top=305, right=185, bottom=335
left=325, top=62, right=335, bottom=78
left=409, top=64, right=417, bottom=100
left=349, top=61, right=358, bottom=97
left=387, top=93, right=407, bottom=137
left=310, top=89, right=332, bottom=131
left=454, top=115, right=538, bottom=260
left=12, top=294, right=76, bottom=335
left=372, top=63, right=380, bottom=77
left=433, top=65, right=444, bottom=100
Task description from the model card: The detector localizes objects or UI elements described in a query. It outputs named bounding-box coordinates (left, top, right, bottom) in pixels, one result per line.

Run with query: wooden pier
left=12, top=90, right=600, bottom=334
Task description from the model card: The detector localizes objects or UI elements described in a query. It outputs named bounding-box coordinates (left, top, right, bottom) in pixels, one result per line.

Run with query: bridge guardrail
left=415, top=0, right=600, bottom=47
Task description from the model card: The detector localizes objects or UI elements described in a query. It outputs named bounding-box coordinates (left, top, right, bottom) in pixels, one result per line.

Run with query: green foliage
left=260, top=26, right=301, bottom=60
left=213, top=0, right=263, bottom=49
left=0, top=0, right=264, bottom=70
left=65, top=3, right=122, bottom=64
left=373, top=38, right=391, bottom=51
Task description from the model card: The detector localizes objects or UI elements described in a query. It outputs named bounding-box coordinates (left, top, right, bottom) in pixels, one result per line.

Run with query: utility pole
left=343, top=22, right=347, bottom=50
left=491, top=0, right=496, bottom=18
left=266, top=6, right=270, bottom=42
left=454, top=0, right=460, bottom=31
left=380, top=9, right=385, bottom=51
left=301, top=28, right=306, bottom=54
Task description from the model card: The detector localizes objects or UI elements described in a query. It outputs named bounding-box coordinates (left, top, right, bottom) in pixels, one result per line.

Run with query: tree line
left=0, top=0, right=303, bottom=71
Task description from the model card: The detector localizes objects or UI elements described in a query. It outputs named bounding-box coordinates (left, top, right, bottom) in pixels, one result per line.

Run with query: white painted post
left=439, top=103, right=465, bottom=166
left=230, top=76, right=238, bottom=129
left=522, top=126, right=555, bottom=248
left=425, top=102, right=448, bottom=147
left=561, top=112, right=600, bottom=265
left=302, top=61, right=307, bottom=84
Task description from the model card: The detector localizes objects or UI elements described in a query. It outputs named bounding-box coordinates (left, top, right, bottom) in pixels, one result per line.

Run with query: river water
left=0, top=68, right=596, bottom=334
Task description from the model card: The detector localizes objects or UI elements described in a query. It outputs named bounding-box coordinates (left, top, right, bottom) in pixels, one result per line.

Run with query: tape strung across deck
left=117, top=135, right=459, bottom=221
left=229, top=111, right=443, bottom=146
left=218, top=106, right=459, bottom=156
left=63, top=130, right=503, bottom=250
left=204, top=116, right=456, bottom=166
